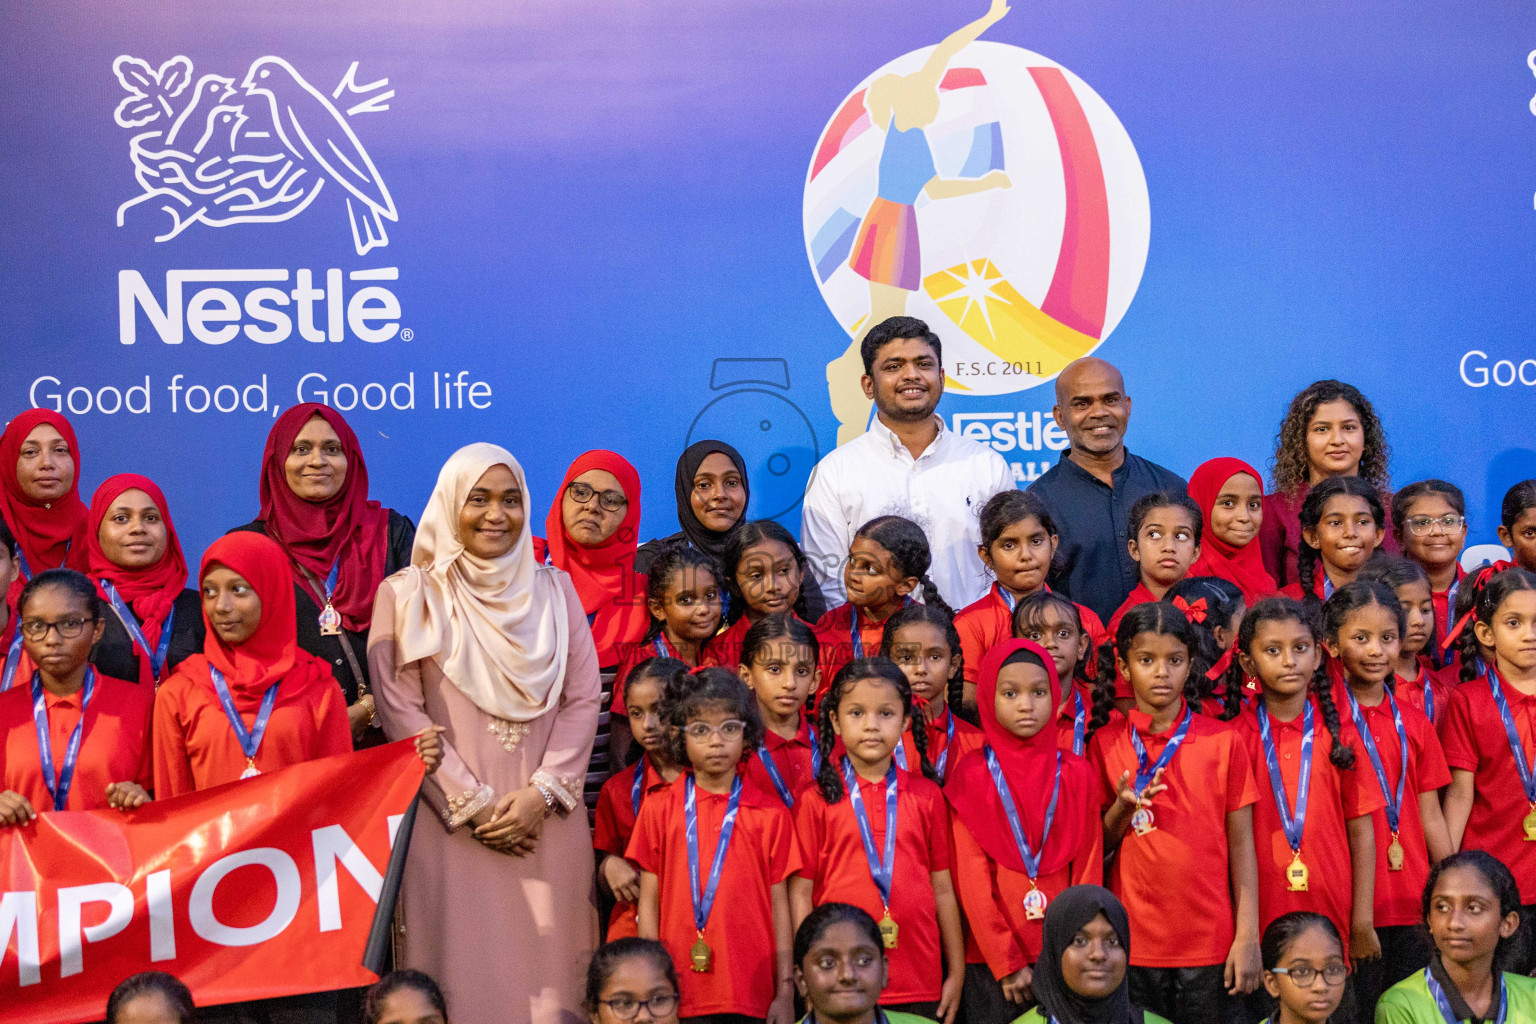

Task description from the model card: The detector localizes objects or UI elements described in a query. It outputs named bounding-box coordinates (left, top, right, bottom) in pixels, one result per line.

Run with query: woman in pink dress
left=369, top=443, right=601, bottom=1024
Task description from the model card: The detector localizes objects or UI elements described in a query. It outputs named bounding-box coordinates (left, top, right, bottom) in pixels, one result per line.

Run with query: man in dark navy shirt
left=1026, top=357, right=1186, bottom=623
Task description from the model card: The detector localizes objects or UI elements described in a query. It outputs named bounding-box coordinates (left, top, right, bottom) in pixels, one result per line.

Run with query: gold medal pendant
left=1387, top=834, right=1405, bottom=872
left=318, top=602, right=343, bottom=637
left=689, top=935, right=713, bottom=973
left=1286, top=852, right=1309, bottom=892
left=1524, top=805, right=1536, bottom=843
left=240, top=757, right=261, bottom=780
left=878, top=910, right=899, bottom=950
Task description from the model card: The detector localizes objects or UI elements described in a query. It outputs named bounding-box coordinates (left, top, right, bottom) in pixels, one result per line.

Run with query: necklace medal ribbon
left=684, top=773, right=741, bottom=972
left=1345, top=687, right=1410, bottom=871
left=844, top=758, right=900, bottom=948
left=1127, top=706, right=1193, bottom=836
left=31, top=668, right=96, bottom=810
left=985, top=746, right=1060, bottom=920
left=316, top=562, right=342, bottom=636
left=209, top=666, right=279, bottom=779
left=1, top=630, right=22, bottom=692
left=1487, top=669, right=1536, bottom=842
left=1258, top=701, right=1313, bottom=891
left=101, top=580, right=176, bottom=681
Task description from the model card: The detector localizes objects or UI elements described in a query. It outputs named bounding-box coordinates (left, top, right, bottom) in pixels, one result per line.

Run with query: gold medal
left=240, top=757, right=261, bottom=780
left=318, top=602, right=343, bottom=636
left=1286, top=851, right=1309, bottom=892
left=878, top=909, right=899, bottom=950
left=689, top=935, right=713, bottom=973
left=1524, top=805, right=1536, bottom=842
left=1387, top=834, right=1405, bottom=872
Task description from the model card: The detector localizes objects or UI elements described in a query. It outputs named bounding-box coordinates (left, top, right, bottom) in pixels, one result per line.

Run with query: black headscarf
left=1031, top=885, right=1141, bottom=1024
left=673, top=440, right=749, bottom=561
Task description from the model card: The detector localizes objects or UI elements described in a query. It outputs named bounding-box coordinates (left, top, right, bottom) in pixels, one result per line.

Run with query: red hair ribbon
left=1205, top=644, right=1235, bottom=681
left=1439, top=560, right=1514, bottom=653
left=1172, top=595, right=1208, bottom=624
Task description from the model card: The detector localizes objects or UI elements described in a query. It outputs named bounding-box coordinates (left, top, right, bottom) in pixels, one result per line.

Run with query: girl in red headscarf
left=945, top=639, right=1103, bottom=1024
left=0, top=410, right=90, bottom=609
left=232, top=404, right=415, bottom=744
left=86, top=474, right=204, bottom=687
left=1187, top=457, right=1278, bottom=605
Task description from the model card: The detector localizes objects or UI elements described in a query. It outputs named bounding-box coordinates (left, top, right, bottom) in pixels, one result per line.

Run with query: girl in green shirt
left=794, top=902, right=938, bottom=1024
left=1256, top=912, right=1347, bottom=1024
left=1376, top=850, right=1536, bottom=1023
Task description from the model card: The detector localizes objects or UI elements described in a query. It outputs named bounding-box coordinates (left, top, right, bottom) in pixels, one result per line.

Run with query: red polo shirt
left=1440, top=676, right=1536, bottom=901
left=816, top=602, right=901, bottom=695
left=594, top=756, right=678, bottom=940
left=955, top=584, right=1105, bottom=685
left=744, top=715, right=820, bottom=809
left=0, top=672, right=152, bottom=811
left=1088, top=702, right=1258, bottom=967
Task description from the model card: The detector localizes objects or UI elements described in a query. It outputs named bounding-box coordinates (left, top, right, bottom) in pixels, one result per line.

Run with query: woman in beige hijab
left=369, top=443, right=601, bottom=1024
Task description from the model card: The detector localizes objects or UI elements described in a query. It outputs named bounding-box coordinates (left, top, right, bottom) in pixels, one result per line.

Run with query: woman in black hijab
left=1019, top=886, right=1172, bottom=1024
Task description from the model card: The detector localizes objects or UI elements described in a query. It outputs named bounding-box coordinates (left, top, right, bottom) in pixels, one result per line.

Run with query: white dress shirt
left=800, top=414, right=1017, bottom=610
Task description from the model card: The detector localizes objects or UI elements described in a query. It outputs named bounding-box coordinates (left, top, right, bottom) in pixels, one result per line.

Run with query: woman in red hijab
left=533, top=450, right=648, bottom=816
left=945, top=639, right=1103, bottom=1024
left=86, top=474, right=204, bottom=687
left=0, top=410, right=90, bottom=608
left=1187, top=457, right=1278, bottom=606
left=232, top=404, right=415, bottom=744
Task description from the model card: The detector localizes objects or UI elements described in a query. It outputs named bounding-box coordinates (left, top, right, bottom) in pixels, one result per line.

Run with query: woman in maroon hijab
left=231, top=404, right=415, bottom=744
left=0, top=410, right=90, bottom=609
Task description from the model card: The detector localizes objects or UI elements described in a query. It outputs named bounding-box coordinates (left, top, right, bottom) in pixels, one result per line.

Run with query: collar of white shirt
left=866, top=412, right=948, bottom=464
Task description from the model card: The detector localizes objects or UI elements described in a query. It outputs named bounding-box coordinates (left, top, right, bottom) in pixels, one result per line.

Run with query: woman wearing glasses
left=534, top=451, right=650, bottom=817
left=586, top=939, right=680, bottom=1024
left=231, top=404, right=416, bottom=747
left=370, top=443, right=602, bottom=1024
left=0, top=568, right=152, bottom=822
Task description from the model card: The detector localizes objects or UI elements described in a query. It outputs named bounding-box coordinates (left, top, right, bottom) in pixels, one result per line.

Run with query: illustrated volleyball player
left=828, top=0, right=1014, bottom=445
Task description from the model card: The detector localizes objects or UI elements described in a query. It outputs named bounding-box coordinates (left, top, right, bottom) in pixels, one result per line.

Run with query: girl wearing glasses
left=793, top=659, right=963, bottom=1024
left=0, top=410, right=91, bottom=609
left=1257, top=912, right=1346, bottom=1024
left=586, top=938, right=680, bottom=1024
left=630, top=668, right=799, bottom=1024
left=534, top=451, right=649, bottom=818
left=0, top=568, right=152, bottom=821
left=1392, top=480, right=1468, bottom=649
left=1376, top=851, right=1536, bottom=1023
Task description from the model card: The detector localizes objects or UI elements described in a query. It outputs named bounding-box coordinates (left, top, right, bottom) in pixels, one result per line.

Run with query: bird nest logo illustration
left=112, top=55, right=398, bottom=256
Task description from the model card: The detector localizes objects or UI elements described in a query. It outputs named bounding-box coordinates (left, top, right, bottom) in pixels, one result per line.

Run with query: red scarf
left=0, top=409, right=90, bottom=606
left=1187, top=457, right=1277, bottom=604
left=86, top=474, right=188, bottom=684
left=257, top=405, right=389, bottom=632
left=944, top=639, right=1096, bottom=876
left=540, top=450, right=649, bottom=665
left=187, top=532, right=333, bottom=707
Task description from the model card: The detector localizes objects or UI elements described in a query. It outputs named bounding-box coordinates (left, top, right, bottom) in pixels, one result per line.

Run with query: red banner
left=1, top=740, right=426, bottom=1024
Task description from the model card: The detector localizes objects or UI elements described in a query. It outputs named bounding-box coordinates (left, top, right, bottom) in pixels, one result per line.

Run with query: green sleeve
left=1373, top=982, right=1438, bottom=1024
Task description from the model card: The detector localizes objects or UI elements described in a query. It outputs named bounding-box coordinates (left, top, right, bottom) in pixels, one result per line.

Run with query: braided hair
left=640, top=543, right=723, bottom=645
left=1461, top=567, right=1536, bottom=685
left=880, top=600, right=969, bottom=725
left=723, top=520, right=812, bottom=624
left=1296, top=476, right=1385, bottom=613
left=814, top=658, right=936, bottom=804
left=1231, top=597, right=1354, bottom=769
left=1089, top=602, right=1210, bottom=736
left=1161, top=576, right=1245, bottom=671
left=1324, top=580, right=1410, bottom=768
left=854, top=515, right=954, bottom=619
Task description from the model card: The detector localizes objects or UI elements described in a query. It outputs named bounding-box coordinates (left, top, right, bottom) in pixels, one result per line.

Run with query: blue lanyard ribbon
left=1128, top=705, right=1194, bottom=795
left=849, top=598, right=910, bottom=659
left=994, top=583, right=1017, bottom=613
left=1257, top=701, right=1314, bottom=855
left=1, top=630, right=22, bottom=692
left=630, top=756, right=649, bottom=816
left=1425, top=966, right=1507, bottom=1024
left=809, top=724, right=821, bottom=776
left=101, top=580, right=175, bottom=680
left=1423, top=675, right=1435, bottom=723
left=1346, top=687, right=1408, bottom=833
left=1071, top=690, right=1086, bottom=756
left=31, top=668, right=96, bottom=810
left=843, top=758, right=898, bottom=905
left=16, top=550, right=33, bottom=581
left=757, top=747, right=795, bottom=807
left=684, top=773, right=742, bottom=932
left=208, top=666, right=280, bottom=764
left=932, top=710, right=957, bottom=781
left=893, top=734, right=908, bottom=771
left=653, top=634, right=673, bottom=658
left=1488, top=669, right=1536, bottom=805
left=984, top=745, right=1059, bottom=880
left=323, top=561, right=339, bottom=600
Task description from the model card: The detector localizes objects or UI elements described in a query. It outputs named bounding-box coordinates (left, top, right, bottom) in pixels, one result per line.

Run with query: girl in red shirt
left=0, top=569, right=151, bottom=823
left=1319, top=582, right=1453, bottom=1019
left=792, top=659, right=964, bottom=1024
left=1358, top=555, right=1454, bottom=725
left=1086, top=602, right=1262, bottom=1024
left=956, top=492, right=1104, bottom=714
left=595, top=656, right=689, bottom=940
left=1440, top=568, right=1536, bottom=915
left=1279, top=477, right=1385, bottom=608
left=1222, top=596, right=1380, bottom=979
left=739, top=614, right=822, bottom=808
left=610, top=544, right=723, bottom=722
left=1162, top=576, right=1248, bottom=718
left=1498, top=481, right=1536, bottom=574
left=713, top=522, right=820, bottom=674
left=1105, top=492, right=1203, bottom=638
left=881, top=602, right=980, bottom=784
left=1012, top=590, right=1096, bottom=755
left=945, top=639, right=1102, bottom=1024
left=631, top=667, right=799, bottom=1024
left=816, top=516, right=946, bottom=693
left=1390, top=480, right=1467, bottom=648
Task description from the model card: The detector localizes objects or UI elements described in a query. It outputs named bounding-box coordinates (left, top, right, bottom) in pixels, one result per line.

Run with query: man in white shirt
left=801, top=316, right=1016, bottom=610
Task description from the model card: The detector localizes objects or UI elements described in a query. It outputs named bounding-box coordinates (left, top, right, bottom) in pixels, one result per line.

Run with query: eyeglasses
left=1406, top=514, right=1466, bottom=536
left=1270, top=963, right=1348, bottom=987
left=567, top=481, right=628, bottom=513
left=19, top=617, right=96, bottom=641
left=682, top=719, right=746, bottom=741
left=597, top=993, right=678, bottom=1020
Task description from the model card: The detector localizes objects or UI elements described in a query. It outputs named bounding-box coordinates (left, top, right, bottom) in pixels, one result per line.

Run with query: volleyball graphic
left=804, top=37, right=1150, bottom=415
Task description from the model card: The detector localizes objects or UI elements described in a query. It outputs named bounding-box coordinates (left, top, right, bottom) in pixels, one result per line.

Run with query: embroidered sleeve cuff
left=531, top=769, right=581, bottom=813
left=441, top=784, right=495, bottom=831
